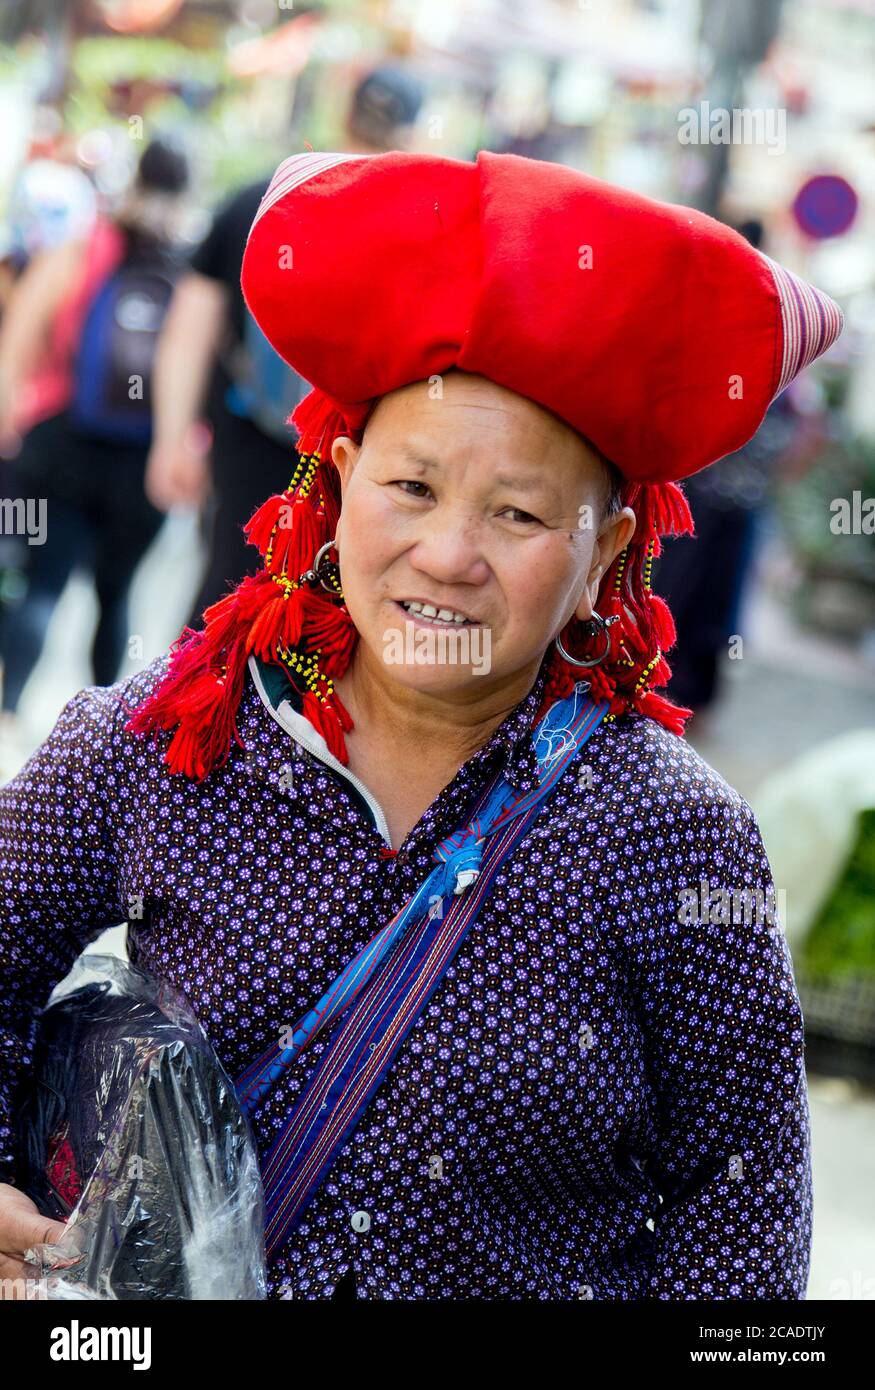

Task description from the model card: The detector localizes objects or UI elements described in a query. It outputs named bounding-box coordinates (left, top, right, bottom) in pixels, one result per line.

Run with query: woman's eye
left=394, top=480, right=431, bottom=498
left=502, top=507, right=541, bottom=525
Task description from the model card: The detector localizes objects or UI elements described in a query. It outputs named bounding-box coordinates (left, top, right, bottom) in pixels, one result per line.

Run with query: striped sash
left=236, top=683, right=607, bottom=1256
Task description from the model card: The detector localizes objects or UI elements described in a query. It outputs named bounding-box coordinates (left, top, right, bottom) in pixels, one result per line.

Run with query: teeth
left=401, top=600, right=470, bottom=624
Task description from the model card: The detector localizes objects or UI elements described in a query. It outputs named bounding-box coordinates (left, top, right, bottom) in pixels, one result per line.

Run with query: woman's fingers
left=0, top=1184, right=69, bottom=1292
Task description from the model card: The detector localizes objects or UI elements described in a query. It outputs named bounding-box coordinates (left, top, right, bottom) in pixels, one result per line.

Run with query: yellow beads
left=642, top=538, right=655, bottom=592
left=276, top=642, right=330, bottom=704
left=634, top=649, right=662, bottom=692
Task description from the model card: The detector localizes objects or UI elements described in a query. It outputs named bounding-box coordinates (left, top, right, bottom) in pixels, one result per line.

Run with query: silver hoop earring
left=554, top=612, right=619, bottom=668
left=299, top=538, right=343, bottom=596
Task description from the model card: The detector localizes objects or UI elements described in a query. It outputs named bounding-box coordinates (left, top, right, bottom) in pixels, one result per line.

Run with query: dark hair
left=135, top=137, right=190, bottom=196
left=576, top=431, right=624, bottom=519
left=348, top=65, right=424, bottom=148
left=602, top=455, right=625, bottom=518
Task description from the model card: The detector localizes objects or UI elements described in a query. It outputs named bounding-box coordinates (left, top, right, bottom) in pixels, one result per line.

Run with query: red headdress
left=126, top=150, right=844, bottom=779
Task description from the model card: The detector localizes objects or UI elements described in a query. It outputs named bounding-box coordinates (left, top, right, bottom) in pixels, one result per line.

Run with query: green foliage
left=72, top=36, right=224, bottom=86
left=803, top=807, right=875, bottom=977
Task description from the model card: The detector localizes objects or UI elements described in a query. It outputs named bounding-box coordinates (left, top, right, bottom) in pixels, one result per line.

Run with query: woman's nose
left=407, top=512, right=489, bottom=585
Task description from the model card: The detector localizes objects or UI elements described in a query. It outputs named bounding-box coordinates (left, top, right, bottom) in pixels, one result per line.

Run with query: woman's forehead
left=377, top=370, right=544, bottom=417
left=367, top=373, right=601, bottom=468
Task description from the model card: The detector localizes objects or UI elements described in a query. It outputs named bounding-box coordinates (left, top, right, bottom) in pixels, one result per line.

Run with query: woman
left=0, top=150, right=842, bottom=1300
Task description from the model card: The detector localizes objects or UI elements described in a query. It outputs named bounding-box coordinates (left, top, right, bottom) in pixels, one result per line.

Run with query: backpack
left=68, top=238, right=177, bottom=445
left=224, top=309, right=310, bottom=444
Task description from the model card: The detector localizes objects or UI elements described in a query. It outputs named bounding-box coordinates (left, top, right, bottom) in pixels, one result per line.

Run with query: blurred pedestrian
left=0, top=160, right=98, bottom=586
left=1, top=159, right=97, bottom=289
left=652, top=393, right=801, bottom=716
left=651, top=219, right=797, bottom=719
left=0, top=137, right=191, bottom=717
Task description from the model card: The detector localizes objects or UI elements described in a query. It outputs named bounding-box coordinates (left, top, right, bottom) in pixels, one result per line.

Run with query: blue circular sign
left=792, top=174, right=859, bottom=240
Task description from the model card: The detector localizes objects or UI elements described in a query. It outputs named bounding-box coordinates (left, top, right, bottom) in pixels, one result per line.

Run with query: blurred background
left=0, top=0, right=873, bottom=1299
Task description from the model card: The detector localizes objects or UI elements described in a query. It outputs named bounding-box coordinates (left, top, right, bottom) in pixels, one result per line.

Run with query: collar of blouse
left=248, top=651, right=550, bottom=802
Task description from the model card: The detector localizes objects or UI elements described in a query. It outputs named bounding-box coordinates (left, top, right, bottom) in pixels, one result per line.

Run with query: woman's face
left=331, top=371, right=636, bottom=697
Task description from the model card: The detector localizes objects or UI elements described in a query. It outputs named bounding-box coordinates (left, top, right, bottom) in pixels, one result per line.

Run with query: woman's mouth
left=393, top=599, right=476, bottom=627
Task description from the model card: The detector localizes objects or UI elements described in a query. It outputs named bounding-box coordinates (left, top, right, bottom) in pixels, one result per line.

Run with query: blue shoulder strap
left=235, top=683, right=608, bottom=1256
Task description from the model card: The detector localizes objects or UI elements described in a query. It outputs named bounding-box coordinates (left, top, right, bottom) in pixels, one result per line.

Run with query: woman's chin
left=373, top=660, right=491, bottom=694
left=351, top=629, right=498, bottom=691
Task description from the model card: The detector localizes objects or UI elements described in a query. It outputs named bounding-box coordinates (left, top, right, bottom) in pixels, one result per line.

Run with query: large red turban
left=241, top=149, right=842, bottom=484
left=127, top=150, right=843, bottom=780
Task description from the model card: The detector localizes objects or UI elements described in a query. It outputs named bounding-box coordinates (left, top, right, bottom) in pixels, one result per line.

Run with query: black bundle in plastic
left=14, top=954, right=266, bottom=1300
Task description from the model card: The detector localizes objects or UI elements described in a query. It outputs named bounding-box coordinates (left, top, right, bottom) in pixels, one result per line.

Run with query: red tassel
left=646, top=590, right=677, bottom=652
left=266, top=496, right=323, bottom=578
left=640, top=479, right=694, bottom=537
left=199, top=593, right=244, bottom=648
left=302, top=690, right=345, bottom=763
left=290, top=386, right=374, bottom=459
left=635, top=687, right=693, bottom=734
left=300, top=684, right=354, bottom=763
left=166, top=723, right=206, bottom=779
left=174, top=668, right=229, bottom=722
left=331, top=687, right=354, bottom=734
left=160, top=653, right=247, bottom=780
left=233, top=570, right=280, bottom=623
left=317, top=462, right=343, bottom=536
left=125, top=632, right=218, bottom=737
left=243, top=493, right=289, bottom=555
left=299, top=588, right=357, bottom=677
left=125, top=581, right=253, bottom=771
left=246, top=589, right=300, bottom=658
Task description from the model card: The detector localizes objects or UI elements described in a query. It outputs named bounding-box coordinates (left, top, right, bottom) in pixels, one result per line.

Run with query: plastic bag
left=14, top=953, right=266, bottom=1300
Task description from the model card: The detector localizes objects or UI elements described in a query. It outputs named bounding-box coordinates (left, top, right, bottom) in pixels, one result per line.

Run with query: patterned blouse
left=0, top=650, right=811, bottom=1300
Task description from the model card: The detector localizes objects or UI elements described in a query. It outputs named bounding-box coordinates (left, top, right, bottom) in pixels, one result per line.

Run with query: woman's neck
left=334, top=645, right=544, bottom=768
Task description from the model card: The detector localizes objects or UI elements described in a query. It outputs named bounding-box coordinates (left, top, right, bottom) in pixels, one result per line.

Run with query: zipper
left=248, top=655, right=392, bottom=847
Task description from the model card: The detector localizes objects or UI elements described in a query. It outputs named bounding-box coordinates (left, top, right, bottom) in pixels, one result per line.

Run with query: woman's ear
left=330, top=436, right=362, bottom=554
left=331, top=435, right=361, bottom=494
left=574, top=505, right=637, bottom=621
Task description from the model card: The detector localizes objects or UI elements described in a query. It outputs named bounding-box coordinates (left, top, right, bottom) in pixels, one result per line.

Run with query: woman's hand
left=0, top=1182, right=69, bottom=1294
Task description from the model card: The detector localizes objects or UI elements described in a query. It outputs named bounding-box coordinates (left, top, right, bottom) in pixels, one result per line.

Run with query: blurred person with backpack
left=0, top=137, right=190, bottom=717
left=145, top=64, right=424, bottom=631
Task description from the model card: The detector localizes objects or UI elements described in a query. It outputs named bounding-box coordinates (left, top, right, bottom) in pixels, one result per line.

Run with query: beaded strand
left=271, top=449, right=344, bottom=707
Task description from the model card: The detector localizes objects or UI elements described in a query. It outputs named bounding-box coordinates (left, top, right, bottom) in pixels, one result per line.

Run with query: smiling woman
left=0, top=148, right=844, bottom=1301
